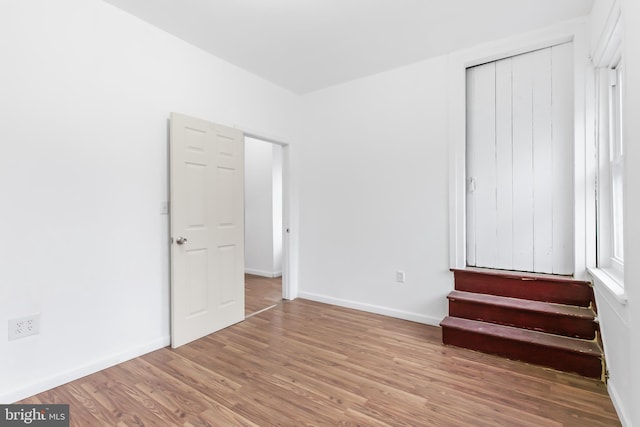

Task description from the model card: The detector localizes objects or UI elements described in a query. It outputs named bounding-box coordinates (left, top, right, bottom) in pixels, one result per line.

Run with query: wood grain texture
left=447, top=290, right=597, bottom=339
left=245, top=274, right=282, bottom=316
left=441, top=316, right=603, bottom=378
left=453, top=268, right=594, bottom=306
left=445, top=268, right=603, bottom=379
left=19, top=299, right=620, bottom=426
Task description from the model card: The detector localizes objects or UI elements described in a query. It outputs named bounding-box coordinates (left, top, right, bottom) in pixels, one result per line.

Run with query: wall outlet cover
left=8, top=314, right=40, bottom=340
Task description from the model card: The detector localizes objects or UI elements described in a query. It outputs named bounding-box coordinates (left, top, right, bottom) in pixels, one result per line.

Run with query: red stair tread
left=451, top=267, right=591, bottom=285
left=447, top=290, right=596, bottom=319
left=440, top=316, right=602, bottom=356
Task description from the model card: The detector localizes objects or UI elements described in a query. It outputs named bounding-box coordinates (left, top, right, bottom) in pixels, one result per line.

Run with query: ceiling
left=102, top=0, right=594, bottom=94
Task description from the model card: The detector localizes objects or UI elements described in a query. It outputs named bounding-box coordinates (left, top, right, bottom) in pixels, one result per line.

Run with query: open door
left=169, top=113, right=245, bottom=348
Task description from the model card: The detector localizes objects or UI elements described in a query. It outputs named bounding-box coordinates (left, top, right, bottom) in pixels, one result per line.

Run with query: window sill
left=587, top=267, right=627, bottom=305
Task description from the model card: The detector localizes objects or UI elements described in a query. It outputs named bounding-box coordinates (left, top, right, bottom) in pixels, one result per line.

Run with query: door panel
left=551, top=43, right=574, bottom=274
left=495, top=58, right=514, bottom=270
left=531, top=48, right=553, bottom=273
left=466, top=43, right=573, bottom=275
left=170, top=113, right=245, bottom=348
left=466, top=62, right=497, bottom=268
left=511, top=51, right=535, bottom=272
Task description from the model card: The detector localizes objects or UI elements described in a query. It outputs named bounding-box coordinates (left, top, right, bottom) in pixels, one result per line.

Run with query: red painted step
left=441, top=316, right=603, bottom=378
left=452, top=268, right=593, bottom=307
left=447, top=290, right=597, bottom=339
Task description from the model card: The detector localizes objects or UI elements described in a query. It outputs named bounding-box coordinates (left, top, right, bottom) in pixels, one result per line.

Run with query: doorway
left=169, top=113, right=294, bottom=348
left=244, top=136, right=284, bottom=316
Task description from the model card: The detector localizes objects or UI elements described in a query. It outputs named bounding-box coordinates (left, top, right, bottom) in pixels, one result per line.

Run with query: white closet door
left=466, top=43, right=573, bottom=275
left=466, top=62, right=497, bottom=269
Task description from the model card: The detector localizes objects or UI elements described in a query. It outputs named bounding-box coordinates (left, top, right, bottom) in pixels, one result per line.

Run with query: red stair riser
left=442, top=326, right=602, bottom=378
left=449, top=300, right=596, bottom=339
left=454, top=271, right=593, bottom=306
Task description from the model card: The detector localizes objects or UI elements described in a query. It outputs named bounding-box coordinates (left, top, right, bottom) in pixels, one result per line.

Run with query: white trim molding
left=0, top=336, right=170, bottom=404
left=239, top=127, right=299, bottom=301
left=607, top=380, right=632, bottom=427
left=244, top=268, right=283, bottom=278
left=298, top=292, right=443, bottom=327
left=591, top=3, right=622, bottom=67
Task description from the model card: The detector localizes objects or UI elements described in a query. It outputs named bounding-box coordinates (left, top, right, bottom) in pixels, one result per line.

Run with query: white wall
left=298, top=57, right=451, bottom=325
left=0, top=0, right=300, bottom=403
left=244, top=137, right=283, bottom=277
left=620, top=1, right=640, bottom=426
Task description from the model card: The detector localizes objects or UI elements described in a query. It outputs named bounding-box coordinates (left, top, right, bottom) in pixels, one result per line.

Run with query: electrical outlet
left=8, top=314, right=40, bottom=340
left=396, top=270, right=406, bottom=283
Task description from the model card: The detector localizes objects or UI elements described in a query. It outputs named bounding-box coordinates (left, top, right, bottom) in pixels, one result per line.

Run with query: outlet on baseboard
left=396, top=270, right=406, bottom=283
left=8, top=314, right=40, bottom=340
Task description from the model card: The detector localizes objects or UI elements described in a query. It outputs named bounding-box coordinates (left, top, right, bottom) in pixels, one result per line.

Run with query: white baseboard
left=608, top=379, right=632, bottom=427
left=297, top=291, right=442, bottom=326
left=1, top=335, right=170, bottom=404
left=245, top=268, right=282, bottom=278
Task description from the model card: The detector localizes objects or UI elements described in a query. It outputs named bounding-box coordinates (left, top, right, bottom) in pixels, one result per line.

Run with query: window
left=595, top=53, right=625, bottom=285
left=609, top=63, right=624, bottom=263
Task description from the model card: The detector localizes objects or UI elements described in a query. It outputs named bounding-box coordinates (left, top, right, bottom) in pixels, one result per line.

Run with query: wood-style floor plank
left=18, top=299, right=620, bottom=426
left=244, top=274, right=282, bottom=316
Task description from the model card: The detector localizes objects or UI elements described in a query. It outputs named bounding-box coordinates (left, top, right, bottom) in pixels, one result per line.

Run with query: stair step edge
left=440, top=316, right=602, bottom=356
left=452, top=267, right=592, bottom=285
left=447, top=290, right=596, bottom=319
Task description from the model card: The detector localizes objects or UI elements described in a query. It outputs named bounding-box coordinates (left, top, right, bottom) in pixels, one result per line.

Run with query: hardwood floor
left=245, top=274, right=282, bottom=317
left=19, top=299, right=620, bottom=426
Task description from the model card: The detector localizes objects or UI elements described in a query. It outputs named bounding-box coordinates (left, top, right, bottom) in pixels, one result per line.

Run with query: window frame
left=595, top=46, right=625, bottom=286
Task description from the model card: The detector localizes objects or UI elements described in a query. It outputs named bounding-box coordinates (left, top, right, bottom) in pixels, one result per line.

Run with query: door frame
left=243, top=131, right=296, bottom=301
left=447, top=19, right=590, bottom=279
left=166, top=120, right=298, bottom=343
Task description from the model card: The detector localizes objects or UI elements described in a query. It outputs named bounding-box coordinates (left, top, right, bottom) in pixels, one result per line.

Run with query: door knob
left=176, top=236, right=187, bottom=245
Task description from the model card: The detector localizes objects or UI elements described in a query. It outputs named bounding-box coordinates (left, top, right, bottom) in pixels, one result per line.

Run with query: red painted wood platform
left=441, top=268, right=604, bottom=379
left=452, top=268, right=593, bottom=306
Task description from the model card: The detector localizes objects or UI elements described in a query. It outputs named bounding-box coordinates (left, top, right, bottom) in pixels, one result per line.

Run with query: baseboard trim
left=1, top=335, right=170, bottom=404
left=607, top=379, right=631, bottom=427
left=298, top=291, right=442, bottom=326
left=245, top=268, right=282, bottom=278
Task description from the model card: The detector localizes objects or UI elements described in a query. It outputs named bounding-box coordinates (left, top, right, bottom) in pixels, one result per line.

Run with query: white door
left=170, top=113, right=245, bottom=348
left=466, top=43, right=573, bottom=275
